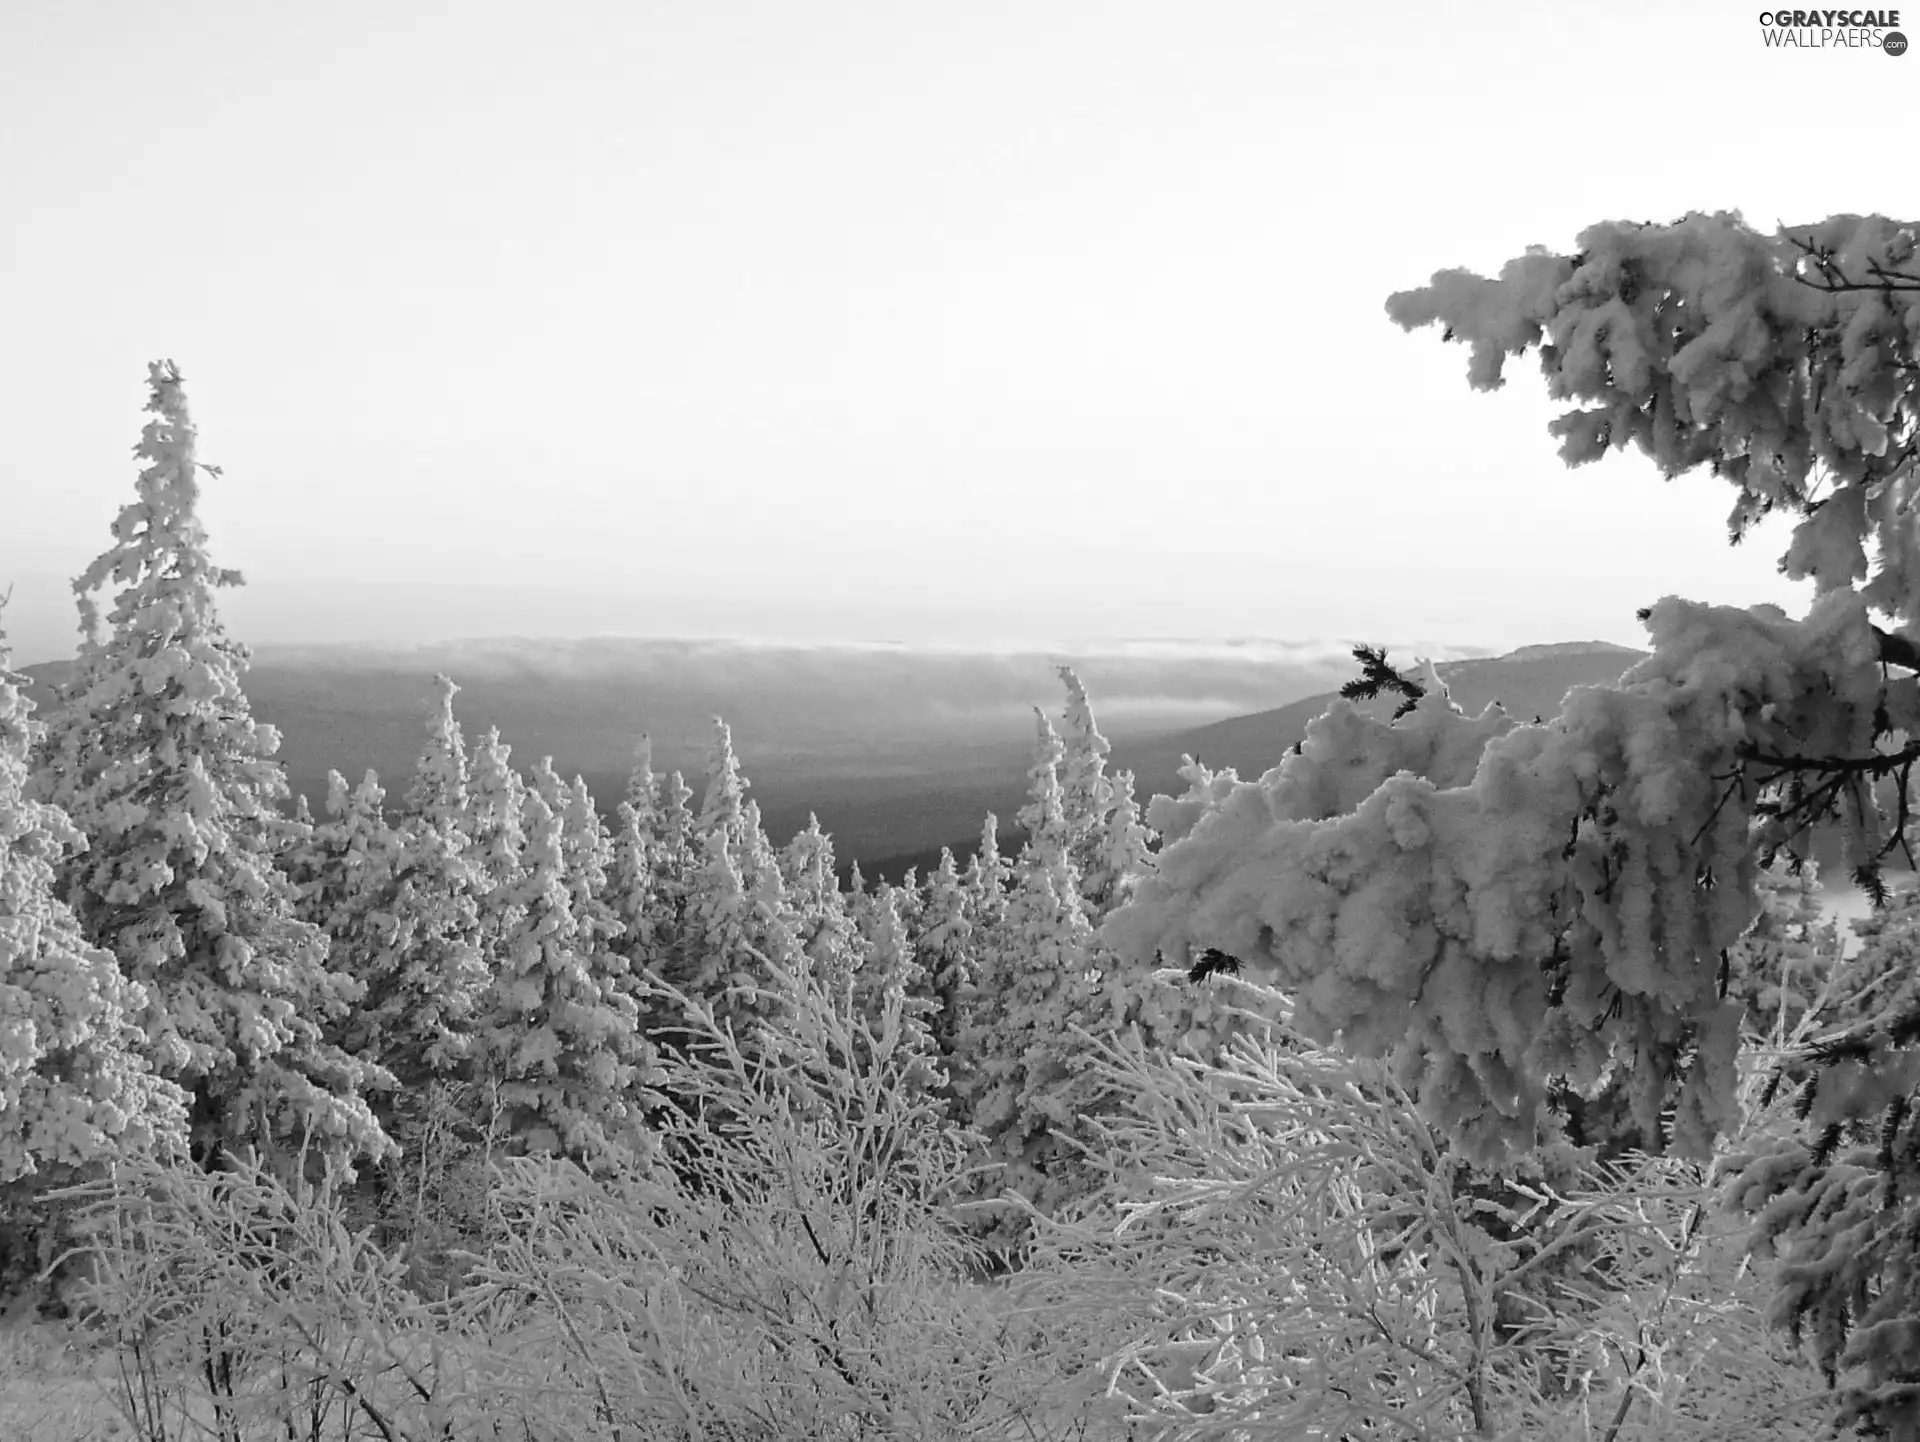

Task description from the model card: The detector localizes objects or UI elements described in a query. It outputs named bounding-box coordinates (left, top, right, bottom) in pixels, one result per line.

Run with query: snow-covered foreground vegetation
left=5, top=209, right=1920, bottom=1438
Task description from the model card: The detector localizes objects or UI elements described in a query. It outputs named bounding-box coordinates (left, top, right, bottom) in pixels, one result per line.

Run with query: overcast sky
left=1, top=0, right=1911, bottom=664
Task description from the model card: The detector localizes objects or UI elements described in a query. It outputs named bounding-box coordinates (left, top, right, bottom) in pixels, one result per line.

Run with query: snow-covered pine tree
left=463, top=724, right=528, bottom=1034
left=560, top=773, right=624, bottom=955
left=0, top=608, right=187, bottom=1187
left=851, top=886, right=941, bottom=1094
left=698, top=718, right=751, bottom=855
left=1054, top=666, right=1122, bottom=912
left=402, top=674, right=470, bottom=832
left=607, top=737, right=660, bottom=963
left=678, top=829, right=769, bottom=1047
left=464, top=726, right=527, bottom=900
left=32, top=362, right=388, bottom=1168
left=296, top=768, right=487, bottom=1106
left=893, top=866, right=925, bottom=936
left=1094, top=766, right=1155, bottom=917
left=959, top=711, right=1101, bottom=1225
left=780, top=813, right=859, bottom=995
left=474, top=786, right=652, bottom=1164
left=1109, top=213, right=1920, bottom=1432
left=962, top=814, right=1011, bottom=940
left=915, top=847, right=977, bottom=1102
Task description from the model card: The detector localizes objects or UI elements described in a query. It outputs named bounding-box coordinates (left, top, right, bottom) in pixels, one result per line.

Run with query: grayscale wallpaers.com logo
left=1757, top=8, right=1907, bottom=49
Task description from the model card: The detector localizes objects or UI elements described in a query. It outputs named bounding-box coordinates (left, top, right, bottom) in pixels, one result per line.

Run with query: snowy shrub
left=1012, top=983, right=1836, bottom=1440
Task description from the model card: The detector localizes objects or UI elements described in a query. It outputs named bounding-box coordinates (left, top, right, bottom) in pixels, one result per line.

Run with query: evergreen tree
left=780, top=813, right=859, bottom=994
left=560, top=772, right=624, bottom=957
left=475, top=788, right=651, bottom=1163
left=963, top=814, right=1011, bottom=940
left=1094, top=767, right=1155, bottom=918
left=960, top=711, right=1100, bottom=1222
left=401, top=674, right=470, bottom=831
left=0, top=610, right=187, bottom=1185
left=464, top=726, right=527, bottom=899
left=698, top=718, right=751, bottom=854
left=608, top=739, right=668, bottom=970
left=916, top=847, right=977, bottom=1088
left=1054, top=666, right=1118, bottom=908
left=32, top=362, right=388, bottom=1166
left=852, top=886, right=940, bottom=1094
left=296, top=769, right=487, bottom=1099
left=1112, top=213, right=1920, bottom=1431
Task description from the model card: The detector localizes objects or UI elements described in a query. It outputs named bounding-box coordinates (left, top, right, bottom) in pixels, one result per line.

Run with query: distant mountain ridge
left=18, top=637, right=1648, bottom=882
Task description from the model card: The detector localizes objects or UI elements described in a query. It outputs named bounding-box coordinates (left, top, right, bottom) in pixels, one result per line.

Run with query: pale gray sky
left=2, top=0, right=1911, bottom=664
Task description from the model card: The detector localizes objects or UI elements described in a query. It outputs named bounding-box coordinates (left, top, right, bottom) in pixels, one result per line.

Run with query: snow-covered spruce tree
left=678, top=821, right=804, bottom=1054
left=387, top=675, right=491, bottom=1074
left=401, top=674, right=470, bottom=834
left=960, top=710, right=1102, bottom=1227
left=1110, top=213, right=1920, bottom=1433
left=294, top=768, right=486, bottom=1102
left=916, top=847, right=976, bottom=1080
left=464, top=726, right=527, bottom=901
left=850, top=885, right=941, bottom=1095
left=606, top=737, right=662, bottom=966
left=0, top=608, right=187, bottom=1198
left=962, top=814, right=1011, bottom=940
left=561, top=770, right=625, bottom=956
left=472, top=786, right=652, bottom=1164
left=1054, top=666, right=1121, bottom=915
left=697, top=717, right=752, bottom=857
left=780, top=812, right=860, bottom=996
left=33, top=362, right=388, bottom=1168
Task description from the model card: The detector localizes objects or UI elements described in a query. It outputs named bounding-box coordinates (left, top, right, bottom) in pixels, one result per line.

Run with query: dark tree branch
left=1876, top=626, right=1920, bottom=673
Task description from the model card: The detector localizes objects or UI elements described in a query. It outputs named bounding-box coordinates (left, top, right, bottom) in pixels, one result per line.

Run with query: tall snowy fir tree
left=473, top=787, right=652, bottom=1164
left=607, top=738, right=690, bottom=1029
left=464, top=726, right=527, bottom=901
left=0, top=610, right=186, bottom=1190
left=31, top=362, right=388, bottom=1168
left=913, top=852, right=975, bottom=1075
left=401, top=674, right=470, bottom=833
left=962, top=814, right=1011, bottom=941
left=1053, top=666, right=1120, bottom=912
left=291, top=769, right=487, bottom=1109
left=851, top=884, right=939, bottom=1092
left=780, top=812, right=859, bottom=994
left=959, top=710, right=1101, bottom=1225
left=1108, top=213, right=1920, bottom=1433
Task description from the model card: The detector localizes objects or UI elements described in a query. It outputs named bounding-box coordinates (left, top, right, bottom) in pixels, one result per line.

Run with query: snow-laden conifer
left=299, top=768, right=487, bottom=1098
left=607, top=739, right=667, bottom=966
left=402, top=674, right=469, bottom=832
left=464, top=726, right=527, bottom=899
left=1110, top=213, right=1920, bottom=1432
left=851, top=886, right=940, bottom=1095
left=33, top=362, right=388, bottom=1165
left=0, top=610, right=187, bottom=1182
left=1054, top=666, right=1119, bottom=907
left=963, top=814, right=1010, bottom=939
left=474, top=787, right=651, bottom=1163
left=915, top=848, right=977, bottom=1096
left=780, top=813, right=859, bottom=994
left=958, top=711, right=1100, bottom=1222
left=698, top=718, right=751, bottom=854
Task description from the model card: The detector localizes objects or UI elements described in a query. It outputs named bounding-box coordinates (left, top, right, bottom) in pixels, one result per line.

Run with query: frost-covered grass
left=0, top=1310, right=128, bottom=1442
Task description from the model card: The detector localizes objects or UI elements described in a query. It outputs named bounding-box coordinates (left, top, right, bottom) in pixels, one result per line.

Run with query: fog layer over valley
left=19, top=635, right=1639, bottom=878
